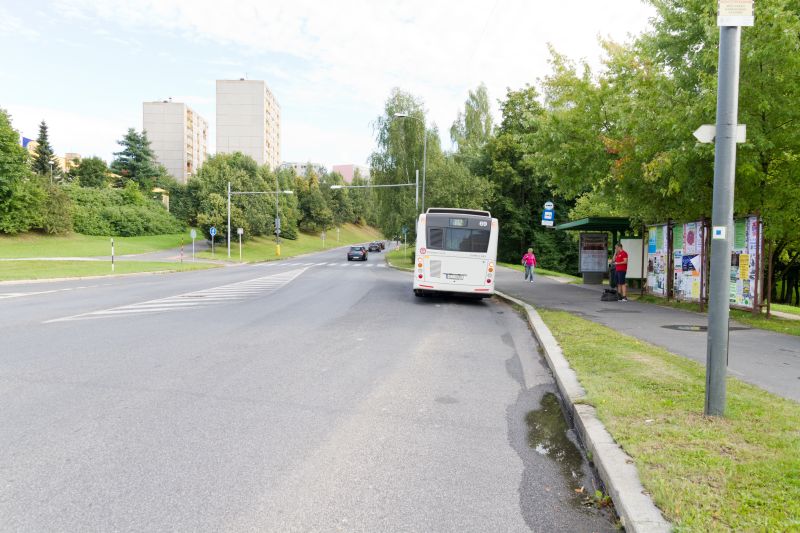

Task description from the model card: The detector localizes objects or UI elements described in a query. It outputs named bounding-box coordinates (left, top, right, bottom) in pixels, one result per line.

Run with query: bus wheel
left=414, top=289, right=424, bottom=297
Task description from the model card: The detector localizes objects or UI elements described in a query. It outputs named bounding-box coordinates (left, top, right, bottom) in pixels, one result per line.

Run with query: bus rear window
left=427, top=227, right=489, bottom=253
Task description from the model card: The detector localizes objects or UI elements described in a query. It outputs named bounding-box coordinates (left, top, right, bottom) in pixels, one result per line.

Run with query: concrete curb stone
left=496, top=290, right=672, bottom=533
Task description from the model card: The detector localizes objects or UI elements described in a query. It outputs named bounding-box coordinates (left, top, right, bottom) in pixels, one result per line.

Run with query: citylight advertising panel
left=730, top=216, right=761, bottom=308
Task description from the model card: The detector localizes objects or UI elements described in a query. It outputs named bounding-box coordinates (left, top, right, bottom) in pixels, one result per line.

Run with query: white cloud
left=0, top=6, right=41, bottom=40
left=48, top=0, right=656, bottom=163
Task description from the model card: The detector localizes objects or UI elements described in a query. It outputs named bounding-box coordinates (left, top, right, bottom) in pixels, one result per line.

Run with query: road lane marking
left=45, top=268, right=307, bottom=323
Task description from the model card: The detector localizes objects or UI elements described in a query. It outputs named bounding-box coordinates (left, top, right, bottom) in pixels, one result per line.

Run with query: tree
left=31, top=120, right=59, bottom=178
left=69, top=156, right=109, bottom=188
left=0, top=109, right=44, bottom=234
left=111, top=128, right=162, bottom=191
left=450, top=83, right=493, bottom=171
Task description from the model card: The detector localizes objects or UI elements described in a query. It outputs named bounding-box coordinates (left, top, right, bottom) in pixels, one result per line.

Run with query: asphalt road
left=0, top=248, right=613, bottom=532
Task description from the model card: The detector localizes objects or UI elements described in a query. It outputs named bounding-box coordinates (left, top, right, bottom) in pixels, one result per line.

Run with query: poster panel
left=729, top=216, right=761, bottom=308
left=647, top=224, right=669, bottom=295
left=673, top=221, right=705, bottom=302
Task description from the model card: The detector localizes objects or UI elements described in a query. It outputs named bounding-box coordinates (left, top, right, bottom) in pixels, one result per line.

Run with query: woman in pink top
left=521, top=248, right=537, bottom=283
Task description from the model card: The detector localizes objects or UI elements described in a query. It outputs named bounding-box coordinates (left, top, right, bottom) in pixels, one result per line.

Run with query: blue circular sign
left=210, top=227, right=217, bottom=237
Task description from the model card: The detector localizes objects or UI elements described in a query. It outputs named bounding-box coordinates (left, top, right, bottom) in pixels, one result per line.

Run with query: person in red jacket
left=521, top=248, right=537, bottom=284
left=610, top=242, right=629, bottom=301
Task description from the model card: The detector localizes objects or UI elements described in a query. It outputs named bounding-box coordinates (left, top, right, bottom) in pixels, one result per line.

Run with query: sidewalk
left=496, top=266, right=800, bottom=402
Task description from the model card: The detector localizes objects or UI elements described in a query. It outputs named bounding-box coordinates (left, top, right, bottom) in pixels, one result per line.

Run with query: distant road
left=0, top=248, right=612, bottom=532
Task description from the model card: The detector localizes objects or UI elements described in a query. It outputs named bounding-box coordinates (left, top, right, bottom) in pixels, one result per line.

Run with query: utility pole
left=227, top=181, right=232, bottom=258
left=705, top=1, right=753, bottom=417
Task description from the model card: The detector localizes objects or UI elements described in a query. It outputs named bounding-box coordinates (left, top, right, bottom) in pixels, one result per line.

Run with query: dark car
left=347, top=245, right=368, bottom=261
left=368, top=242, right=381, bottom=252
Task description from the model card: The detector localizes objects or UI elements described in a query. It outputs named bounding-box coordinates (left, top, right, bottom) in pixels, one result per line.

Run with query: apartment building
left=143, top=100, right=208, bottom=183
left=331, top=164, right=370, bottom=183
left=216, top=79, right=281, bottom=169
left=279, top=161, right=327, bottom=176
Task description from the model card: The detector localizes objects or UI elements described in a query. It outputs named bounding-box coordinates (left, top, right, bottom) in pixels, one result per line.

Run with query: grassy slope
left=385, top=248, right=414, bottom=271
left=0, top=232, right=189, bottom=258
left=199, top=223, right=383, bottom=262
left=0, top=260, right=217, bottom=281
left=538, top=309, right=800, bottom=532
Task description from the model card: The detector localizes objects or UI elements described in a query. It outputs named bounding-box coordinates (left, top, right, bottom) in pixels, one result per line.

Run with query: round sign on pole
left=544, top=201, right=554, bottom=210
left=210, top=227, right=217, bottom=237
left=190, top=229, right=197, bottom=239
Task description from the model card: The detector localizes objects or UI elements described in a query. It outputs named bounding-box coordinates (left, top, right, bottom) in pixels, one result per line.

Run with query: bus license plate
left=445, top=273, right=465, bottom=280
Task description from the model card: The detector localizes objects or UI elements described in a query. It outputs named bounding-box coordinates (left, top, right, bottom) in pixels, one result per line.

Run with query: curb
left=496, top=290, right=672, bottom=533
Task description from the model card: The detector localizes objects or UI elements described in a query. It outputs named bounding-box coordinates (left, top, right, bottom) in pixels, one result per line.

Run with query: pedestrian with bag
left=521, top=248, right=537, bottom=284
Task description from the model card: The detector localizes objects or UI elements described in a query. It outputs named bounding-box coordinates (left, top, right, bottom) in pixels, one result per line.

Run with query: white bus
left=413, top=208, right=499, bottom=298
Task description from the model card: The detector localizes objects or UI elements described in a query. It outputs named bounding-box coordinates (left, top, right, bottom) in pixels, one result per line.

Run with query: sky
left=0, top=0, right=657, bottom=171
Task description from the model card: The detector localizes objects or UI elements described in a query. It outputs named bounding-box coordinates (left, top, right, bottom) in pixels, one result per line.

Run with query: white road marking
left=45, top=268, right=307, bottom=323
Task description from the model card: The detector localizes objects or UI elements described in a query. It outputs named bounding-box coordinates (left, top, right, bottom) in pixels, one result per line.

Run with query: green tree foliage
left=69, top=156, right=110, bottom=188
left=0, top=110, right=44, bottom=233
left=321, top=172, right=354, bottom=227
left=450, top=83, right=493, bottom=171
left=295, top=170, right=333, bottom=233
left=348, top=169, right=377, bottom=226
left=31, top=120, right=59, bottom=178
left=111, top=128, right=162, bottom=191
left=37, top=177, right=73, bottom=234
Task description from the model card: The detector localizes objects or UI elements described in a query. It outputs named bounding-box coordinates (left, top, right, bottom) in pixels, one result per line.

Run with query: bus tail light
left=486, top=278, right=492, bottom=284
left=418, top=274, right=423, bottom=279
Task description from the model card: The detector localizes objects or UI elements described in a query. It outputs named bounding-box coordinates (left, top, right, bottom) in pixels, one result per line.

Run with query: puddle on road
left=525, top=392, right=584, bottom=491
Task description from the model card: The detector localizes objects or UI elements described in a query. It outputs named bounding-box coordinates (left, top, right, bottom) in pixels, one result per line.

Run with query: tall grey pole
left=421, top=126, right=427, bottom=213
left=415, top=169, right=419, bottom=215
left=227, top=181, right=231, bottom=258
left=705, top=25, right=742, bottom=417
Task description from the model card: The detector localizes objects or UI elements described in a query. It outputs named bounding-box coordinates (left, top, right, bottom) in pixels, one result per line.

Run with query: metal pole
left=275, top=191, right=279, bottom=245
left=111, top=238, right=115, bottom=272
left=421, top=124, right=427, bottom=213
left=415, top=169, right=419, bottom=215
left=705, top=25, right=742, bottom=417
left=227, top=182, right=231, bottom=258
left=239, top=234, right=242, bottom=262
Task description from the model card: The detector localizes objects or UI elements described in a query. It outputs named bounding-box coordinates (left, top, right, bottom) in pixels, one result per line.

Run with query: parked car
left=368, top=242, right=381, bottom=252
left=347, top=246, right=368, bottom=261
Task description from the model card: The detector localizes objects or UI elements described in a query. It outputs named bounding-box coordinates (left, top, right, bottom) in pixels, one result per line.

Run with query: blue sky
left=1, top=0, right=655, bottom=170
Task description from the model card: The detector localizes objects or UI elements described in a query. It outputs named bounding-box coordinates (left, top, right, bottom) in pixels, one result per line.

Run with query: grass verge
left=0, top=260, right=217, bottom=281
left=634, top=294, right=800, bottom=337
left=499, top=262, right=582, bottom=282
left=196, top=223, right=383, bottom=262
left=385, top=247, right=414, bottom=271
left=538, top=308, right=800, bottom=532
left=0, top=232, right=190, bottom=258
left=770, top=302, right=800, bottom=317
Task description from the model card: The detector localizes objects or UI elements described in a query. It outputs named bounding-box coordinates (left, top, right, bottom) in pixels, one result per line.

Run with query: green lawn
left=0, top=260, right=217, bottom=281
left=634, top=294, right=800, bottom=337
left=537, top=309, right=800, bottom=532
left=198, top=223, right=383, bottom=262
left=770, top=302, right=800, bottom=316
left=499, top=262, right=582, bottom=282
left=385, top=247, right=414, bottom=271
left=0, top=232, right=190, bottom=258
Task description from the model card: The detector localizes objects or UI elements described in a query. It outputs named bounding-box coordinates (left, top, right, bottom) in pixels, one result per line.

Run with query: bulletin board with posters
left=672, top=221, right=705, bottom=302
left=579, top=233, right=609, bottom=273
left=646, top=224, right=669, bottom=295
left=729, top=216, right=762, bottom=309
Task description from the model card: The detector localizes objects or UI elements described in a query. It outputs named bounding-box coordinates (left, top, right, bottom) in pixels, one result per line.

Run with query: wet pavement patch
left=662, top=324, right=750, bottom=332
left=525, top=392, right=584, bottom=491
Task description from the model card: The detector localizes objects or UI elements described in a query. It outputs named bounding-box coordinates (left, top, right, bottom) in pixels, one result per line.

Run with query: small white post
left=111, top=238, right=115, bottom=272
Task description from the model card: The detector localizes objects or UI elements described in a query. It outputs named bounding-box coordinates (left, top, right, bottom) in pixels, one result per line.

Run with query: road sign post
left=111, top=238, right=115, bottom=272
left=541, top=201, right=555, bottom=227
left=210, top=226, right=217, bottom=257
left=322, top=231, right=326, bottom=249
left=190, top=229, right=197, bottom=262
left=704, top=0, right=753, bottom=417
left=237, top=227, right=244, bottom=261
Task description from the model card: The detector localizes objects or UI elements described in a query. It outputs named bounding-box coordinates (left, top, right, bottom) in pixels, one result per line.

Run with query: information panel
left=673, top=221, right=705, bottom=302
left=579, top=233, right=608, bottom=273
left=647, top=224, right=669, bottom=295
left=730, top=216, right=761, bottom=308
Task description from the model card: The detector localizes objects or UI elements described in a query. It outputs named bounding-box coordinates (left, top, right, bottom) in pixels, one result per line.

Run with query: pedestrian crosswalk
left=46, top=268, right=307, bottom=323
left=262, top=261, right=388, bottom=268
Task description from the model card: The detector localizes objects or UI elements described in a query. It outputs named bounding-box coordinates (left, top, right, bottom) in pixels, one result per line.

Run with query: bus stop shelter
left=555, top=217, right=638, bottom=285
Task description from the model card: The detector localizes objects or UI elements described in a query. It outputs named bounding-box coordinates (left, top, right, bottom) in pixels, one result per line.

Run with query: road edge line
left=495, top=290, right=672, bottom=533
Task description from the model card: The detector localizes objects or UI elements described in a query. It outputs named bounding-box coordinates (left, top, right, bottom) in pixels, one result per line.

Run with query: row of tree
left=366, top=0, right=800, bottom=302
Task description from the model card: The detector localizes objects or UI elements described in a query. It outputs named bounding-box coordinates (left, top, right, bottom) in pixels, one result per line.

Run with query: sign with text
left=718, top=0, right=754, bottom=26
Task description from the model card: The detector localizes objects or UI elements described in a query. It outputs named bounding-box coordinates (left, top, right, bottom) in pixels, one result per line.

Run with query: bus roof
left=425, top=208, right=491, bottom=218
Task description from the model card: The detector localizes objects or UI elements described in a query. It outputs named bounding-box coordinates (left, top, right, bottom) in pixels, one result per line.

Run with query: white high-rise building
left=143, top=100, right=208, bottom=183
left=216, top=79, right=281, bottom=169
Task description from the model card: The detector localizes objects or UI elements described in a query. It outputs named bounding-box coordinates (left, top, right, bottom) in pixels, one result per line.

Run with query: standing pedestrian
left=610, top=242, right=629, bottom=301
left=521, top=248, right=537, bottom=283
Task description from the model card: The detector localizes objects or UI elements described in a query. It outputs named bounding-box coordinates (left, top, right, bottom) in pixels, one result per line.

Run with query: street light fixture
left=392, top=112, right=427, bottom=213
left=226, top=181, right=294, bottom=258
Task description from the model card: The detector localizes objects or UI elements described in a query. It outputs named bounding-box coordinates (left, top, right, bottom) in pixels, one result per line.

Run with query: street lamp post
left=226, top=182, right=293, bottom=258
left=392, top=113, right=427, bottom=214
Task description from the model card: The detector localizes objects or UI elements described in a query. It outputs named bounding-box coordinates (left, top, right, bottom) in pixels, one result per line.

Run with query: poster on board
left=647, top=224, right=669, bottom=295
left=729, top=216, right=761, bottom=308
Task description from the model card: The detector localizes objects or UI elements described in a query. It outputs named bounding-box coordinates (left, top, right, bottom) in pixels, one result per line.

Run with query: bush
left=67, top=184, right=184, bottom=236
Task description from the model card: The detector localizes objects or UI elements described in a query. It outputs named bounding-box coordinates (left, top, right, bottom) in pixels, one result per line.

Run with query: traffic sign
left=237, top=227, right=244, bottom=235
left=544, top=201, right=554, bottom=210
left=401, top=226, right=408, bottom=235
left=693, top=124, right=746, bottom=144
left=210, top=227, right=217, bottom=237
left=541, top=209, right=555, bottom=227
left=275, top=217, right=281, bottom=230
left=190, top=229, right=197, bottom=239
